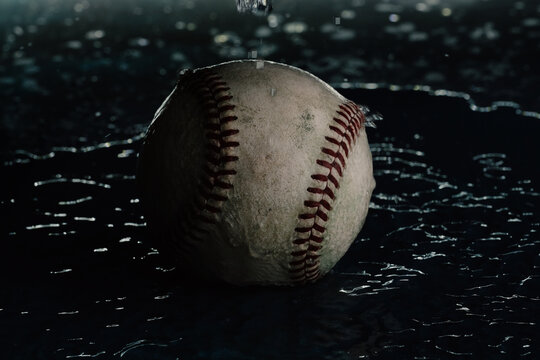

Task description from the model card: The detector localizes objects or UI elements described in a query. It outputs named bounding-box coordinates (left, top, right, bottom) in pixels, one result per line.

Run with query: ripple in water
left=1, top=86, right=539, bottom=359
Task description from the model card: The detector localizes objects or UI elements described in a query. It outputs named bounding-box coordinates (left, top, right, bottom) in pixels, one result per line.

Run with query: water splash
left=236, top=0, right=272, bottom=15
left=359, top=105, right=383, bottom=128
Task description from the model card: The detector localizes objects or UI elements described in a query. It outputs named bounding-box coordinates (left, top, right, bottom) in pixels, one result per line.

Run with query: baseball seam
left=289, top=101, right=366, bottom=283
left=179, top=70, right=239, bottom=246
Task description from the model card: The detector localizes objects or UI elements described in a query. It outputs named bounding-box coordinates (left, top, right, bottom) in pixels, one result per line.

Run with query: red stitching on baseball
left=322, top=174, right=337, bottom=189
left=313, top=223, right=326, bottom=233
left=177, top=70, right=240, bottom=248
left=321, top=147, right=346, bottom=169
left=329, top=125, right=344, bottom=137
left=220, top=116, right=238, bottom=124
left=316, top=210, right=328, bottom=221
left=336, top=110, right=348, bottom=119
left=214, top=180, right=234, bottom=189
left=319, top=199, right=332, bottom=211
left=292, top=234, right=324, bottom=245
left=307, top=187, right=324, bottom=194
left=221, top=155, right=239, bottom=163
left=303, top=200, right=319, bottom=208
left=219, top=104, right=235, bottom=112
left=221, top=129, right=240, bottom=137
left=216, top=95, right=233, bottom=102
left=324, top=136, right=340, bottom=147
left=342, top=132, right=353, bottom=148
left=311, top=174, right=327, bottom=182
left=317, top=159, right=343, bottom=177
left=289, top=100, right=366, bottom=283
left=332, top=117, right=347, bottom=129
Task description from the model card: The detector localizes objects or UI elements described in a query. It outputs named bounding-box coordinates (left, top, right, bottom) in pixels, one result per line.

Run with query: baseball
left=137, top=60, right=375, bottom=286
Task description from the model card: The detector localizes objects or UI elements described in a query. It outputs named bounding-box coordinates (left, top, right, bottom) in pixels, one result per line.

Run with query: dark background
left=1, top=0, right=539, bottom=359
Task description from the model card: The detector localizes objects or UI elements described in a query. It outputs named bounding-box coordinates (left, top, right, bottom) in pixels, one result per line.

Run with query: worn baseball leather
left=137, top=60, right=375, bottom=286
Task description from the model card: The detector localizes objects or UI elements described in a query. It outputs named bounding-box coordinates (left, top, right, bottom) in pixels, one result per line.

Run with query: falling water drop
left=236, top=0, right=272, bottom=15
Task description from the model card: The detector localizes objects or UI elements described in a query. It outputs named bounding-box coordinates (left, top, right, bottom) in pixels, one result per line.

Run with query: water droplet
left=85, top=29, right=105, bottom=40
left=255, top=26, right=271, bottom=38
left=13, top=26, right=24, bottom=36
left=236, top=0, right=272, bottom=15
left=66, top=40, right=82, bottom=49
left=341, top=10, right=356, bottom=19
left=416, top=3, right=429, bottom=12
left=129, top=37, right=150, bottom=47
left=73, top=1, right=89, bottom=13
left=389, top=14, right=400, bottom=22
left=267, top=14, right=279, bottom=28
left=214, top=34, right=229, bottom=44
left=283, top=21, right=307, bottom=34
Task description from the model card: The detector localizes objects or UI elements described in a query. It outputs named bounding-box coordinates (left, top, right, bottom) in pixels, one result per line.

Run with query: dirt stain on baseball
left=299, top=110, right=315, bottom=133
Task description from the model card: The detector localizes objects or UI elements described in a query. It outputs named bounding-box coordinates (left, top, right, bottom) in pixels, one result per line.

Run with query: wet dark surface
left=1, top=0, right=539, bottom=359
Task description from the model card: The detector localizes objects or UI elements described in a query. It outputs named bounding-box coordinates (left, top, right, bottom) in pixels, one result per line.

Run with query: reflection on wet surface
left=1, top=0, right=539, bottom=359
left=3, top=87, right=539, bottom=359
